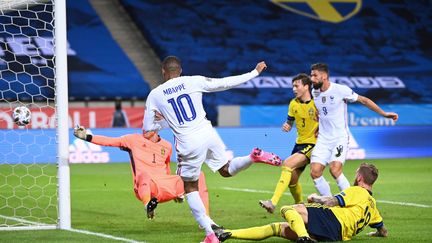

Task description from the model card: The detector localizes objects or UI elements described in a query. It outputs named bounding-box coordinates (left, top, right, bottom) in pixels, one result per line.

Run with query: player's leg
left=152, top=175, right=184, bottom=203
left=271, top=153, right=307, bottom=204
left=310, top=141, right=332, bottom=196
left=260, top=151, right=308, bottom=213
left=272, top=144, right=312, bottom=205
left=225, top=222, right=285, bottom=240
left=289, top=168, right=304, bottom=204
left=134, top=170, right=160, bottom=219
left=218, top=148, right=282, bottom=177
left=329, top=140, right=350, bottom=191
left=203, top=128, right=279, bottom=177
left=198, top=172, right=210, bottom=215
left=214, top=222, right=298, bottom=242
left=288, top=144, right=314, bottom=204
left=281, top=204, right=317, bottom=242
left=134, top=170, right=153, bottom=205
left=329, top=161, right=349, bottom=191
left=177, top=150, right=218, bottom=242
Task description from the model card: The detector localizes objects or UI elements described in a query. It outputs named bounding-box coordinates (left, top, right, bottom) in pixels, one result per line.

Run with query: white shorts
left=176, top=128, right=228, bottom=181
left=311, top=137, right=348, bottom=166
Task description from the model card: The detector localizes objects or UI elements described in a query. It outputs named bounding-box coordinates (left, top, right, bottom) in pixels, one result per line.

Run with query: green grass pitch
left=1, top=158, right=431, bottom=242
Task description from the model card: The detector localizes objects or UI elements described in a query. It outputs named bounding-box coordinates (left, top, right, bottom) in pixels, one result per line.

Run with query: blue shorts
left=306, top=206, right=342, bottom=241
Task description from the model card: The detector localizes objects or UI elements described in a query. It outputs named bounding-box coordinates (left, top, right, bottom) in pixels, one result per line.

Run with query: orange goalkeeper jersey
left=91, top=134, right=173, bottom=176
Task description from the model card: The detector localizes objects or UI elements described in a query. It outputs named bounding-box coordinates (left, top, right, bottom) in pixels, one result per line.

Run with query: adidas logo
left=69, top=129, right=110, bottom=163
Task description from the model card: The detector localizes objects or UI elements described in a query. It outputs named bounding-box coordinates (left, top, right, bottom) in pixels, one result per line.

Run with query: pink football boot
left=250, top=148, right=282, bottom=166
left=201, top=233, right=220, bottom=243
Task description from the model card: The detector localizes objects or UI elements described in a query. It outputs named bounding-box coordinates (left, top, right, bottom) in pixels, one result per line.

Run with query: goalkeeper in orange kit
left=73, top=126, right=210, bottom=219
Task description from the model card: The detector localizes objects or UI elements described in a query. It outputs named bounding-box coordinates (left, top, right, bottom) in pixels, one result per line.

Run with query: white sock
left=209, top=217, right=217, bottom=226
left=228, top=155, right=252, bottom=176
left=336, top=173, right=350, bottom=191
left=186, top=191, right=213, bottom=235
left=314, top=176, right=332, bottom=196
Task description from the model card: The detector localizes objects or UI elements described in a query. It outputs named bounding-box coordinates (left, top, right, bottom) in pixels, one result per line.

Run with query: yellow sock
left=227, top=223, right=283, bottom=240
left=280, top=206, right=309, bottom=238
left=289, top=183, right=304, bottom=204
left=271, top=166, right=293, bottom=206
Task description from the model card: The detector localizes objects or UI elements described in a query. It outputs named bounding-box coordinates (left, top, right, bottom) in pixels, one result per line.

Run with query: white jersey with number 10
left=143, top=70, right=259, bottom=153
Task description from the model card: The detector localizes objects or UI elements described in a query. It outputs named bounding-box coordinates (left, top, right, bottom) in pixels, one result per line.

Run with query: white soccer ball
left=12, top=106, right=31, bottom=126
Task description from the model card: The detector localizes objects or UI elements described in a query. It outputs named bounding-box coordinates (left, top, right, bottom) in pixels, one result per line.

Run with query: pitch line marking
left=219, top=187, right=432, bottom=208
left=0, top=214, right=146, bottom=242
left=67, top=228, right=146, bottom=243
left=0, top=214, right=51, bottom=226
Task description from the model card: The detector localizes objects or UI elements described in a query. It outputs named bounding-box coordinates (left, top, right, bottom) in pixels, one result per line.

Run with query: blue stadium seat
left=121, top=0, right=432, bottom=106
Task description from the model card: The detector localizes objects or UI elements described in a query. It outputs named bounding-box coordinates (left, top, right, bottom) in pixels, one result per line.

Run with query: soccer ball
left=12, top=106, right=31, bottom=126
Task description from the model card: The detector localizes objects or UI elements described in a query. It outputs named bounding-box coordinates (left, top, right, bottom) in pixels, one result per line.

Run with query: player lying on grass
left=213, top=163, right=388, bottom=242
left=260, top=73, right=318, bottom=213
left=73, top=125, right=209, bottom=219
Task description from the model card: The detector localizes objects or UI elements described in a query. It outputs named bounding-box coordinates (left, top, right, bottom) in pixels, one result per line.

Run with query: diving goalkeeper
left=73, top=126, right=210, bottom=219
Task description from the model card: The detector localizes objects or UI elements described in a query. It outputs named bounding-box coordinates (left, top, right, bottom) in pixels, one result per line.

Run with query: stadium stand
left=66, top=0, right=151, bottom=100
left=121, top=0, right=432, bottom=108
left=0, top=0, right=150, bottom=101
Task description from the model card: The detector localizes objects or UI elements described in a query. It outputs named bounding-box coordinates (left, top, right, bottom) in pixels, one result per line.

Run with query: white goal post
left=0, top=0, right=70, bottom=230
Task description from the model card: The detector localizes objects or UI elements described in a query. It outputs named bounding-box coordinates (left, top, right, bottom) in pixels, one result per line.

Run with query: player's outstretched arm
left=367, top=225, right=388, bottom=237
left=356, top=95, right=398, bottom=121
left=307, top=193, right=339, bottom=206
left=73, top=125, right=124, bottom=147
left=202, top=61, right=267, bottom=92
left=255, top=61, right=267, bottom=74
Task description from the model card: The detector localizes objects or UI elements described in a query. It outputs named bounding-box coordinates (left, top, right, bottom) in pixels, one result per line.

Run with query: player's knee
left=310, top=163, right=324, bottom=179
left=283, top=154, right=304, bottom=168
left=280, top=205, right=295, bottom=219
left=310, top=169, right=322, bottom=179
left=329, top=163, right=343, bottom=178
left=282, top=158, right=292, bottom=167
left=183, top=180, right=199, bottom=193
left=218, top=164, right=232, bottom=177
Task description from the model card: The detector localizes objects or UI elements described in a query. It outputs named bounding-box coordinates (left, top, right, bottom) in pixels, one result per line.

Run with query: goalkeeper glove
left=74, top=125, right=92, bottom=141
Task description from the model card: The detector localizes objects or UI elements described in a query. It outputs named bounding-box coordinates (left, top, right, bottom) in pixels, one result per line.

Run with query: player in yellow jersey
left=213, top=163, right=388, bottom=242
left=260, top=73, right=318, bottom=213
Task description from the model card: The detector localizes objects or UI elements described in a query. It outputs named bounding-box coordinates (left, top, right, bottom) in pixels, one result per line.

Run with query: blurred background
left=1, top=0, right=431, bottom=163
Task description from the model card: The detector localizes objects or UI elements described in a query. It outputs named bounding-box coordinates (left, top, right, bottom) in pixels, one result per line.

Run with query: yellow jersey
left=330, top=186, right=384, bottom=241
left=287, top=98, right=318, bottom=144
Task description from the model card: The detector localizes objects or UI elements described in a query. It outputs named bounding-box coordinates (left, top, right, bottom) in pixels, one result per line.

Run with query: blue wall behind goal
left=1, top=126, right=431, bottom=164
left=240, top=104, right=432, bottom=126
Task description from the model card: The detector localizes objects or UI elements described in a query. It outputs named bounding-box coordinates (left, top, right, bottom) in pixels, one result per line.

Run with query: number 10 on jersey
left=167, top=94, right=197, bottom=125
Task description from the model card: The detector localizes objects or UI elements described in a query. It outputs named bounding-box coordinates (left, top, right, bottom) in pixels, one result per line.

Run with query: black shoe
left=146, top=198, right=158, bottom=219
left=296, top=236, right=317, bottom=243
left=211, top=224, right=232, bottom=242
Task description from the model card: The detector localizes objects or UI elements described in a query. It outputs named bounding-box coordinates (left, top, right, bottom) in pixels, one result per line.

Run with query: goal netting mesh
left=0, top=0, right=59, bottom=229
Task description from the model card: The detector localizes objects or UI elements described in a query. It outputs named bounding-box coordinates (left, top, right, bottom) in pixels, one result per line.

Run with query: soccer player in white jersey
left=309, top=63, right=398, bottom=196
left=143, top=56, right=282, bottom=243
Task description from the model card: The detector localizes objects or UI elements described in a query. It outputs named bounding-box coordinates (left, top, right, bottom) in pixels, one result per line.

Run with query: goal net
left=0, top=0, right=70, bottom=230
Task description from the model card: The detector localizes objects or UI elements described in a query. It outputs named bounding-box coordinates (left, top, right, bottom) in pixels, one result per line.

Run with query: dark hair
left=292, top=73, right=312, bottom=88
left=310, top=63, right=329, bottom=74
left=162, top=56, right=181, bottom=72
left=358, top=163, right=379, bottom=185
